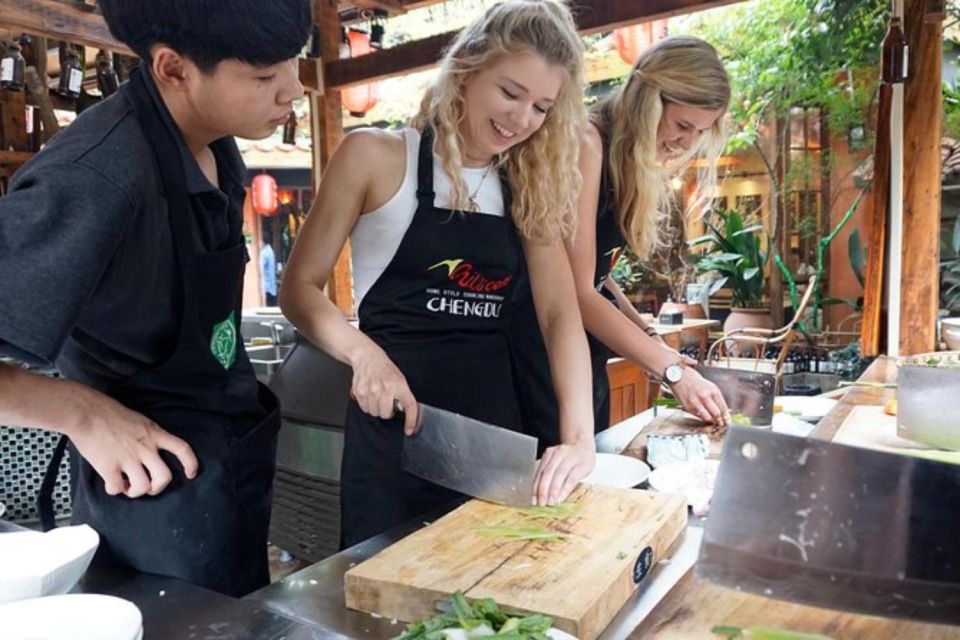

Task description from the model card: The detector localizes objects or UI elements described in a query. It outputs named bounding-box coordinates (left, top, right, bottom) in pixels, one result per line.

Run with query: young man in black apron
left=0, top=0, right=310, bottom=596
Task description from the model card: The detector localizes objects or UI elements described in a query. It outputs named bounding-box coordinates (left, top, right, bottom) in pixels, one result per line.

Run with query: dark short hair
left=99, top=0, right=312, bottom=72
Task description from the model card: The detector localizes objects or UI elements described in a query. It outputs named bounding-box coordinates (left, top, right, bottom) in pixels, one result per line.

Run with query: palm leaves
left=689, top=209, right=769, bottom=309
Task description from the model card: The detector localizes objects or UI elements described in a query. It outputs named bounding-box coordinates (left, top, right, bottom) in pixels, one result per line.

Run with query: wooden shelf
left=0, top=150, right=32, bottom=165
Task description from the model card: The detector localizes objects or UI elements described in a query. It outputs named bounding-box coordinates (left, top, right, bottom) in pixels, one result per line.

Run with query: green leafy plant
left=821, top=227, right=867, bottom=312
left=689, top=209, right=769, bottom=309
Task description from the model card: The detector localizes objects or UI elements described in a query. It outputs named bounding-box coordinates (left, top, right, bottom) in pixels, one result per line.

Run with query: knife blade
left=696, top=366, right=776, bottom=426
left=699, top=427, right=960, bottom=624
left=401, top=403, right=537, bottom=507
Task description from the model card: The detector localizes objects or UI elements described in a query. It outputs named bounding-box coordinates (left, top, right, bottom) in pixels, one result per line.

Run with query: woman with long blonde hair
left=510, top=36, right=733, bottom=448
left=281, top=0, right=595, bottom=547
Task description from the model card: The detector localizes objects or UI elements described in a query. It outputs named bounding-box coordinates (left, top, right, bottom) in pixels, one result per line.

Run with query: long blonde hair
left=592, top=36, right=730, bottom=259
left=411, top=0, right=586, bottom=241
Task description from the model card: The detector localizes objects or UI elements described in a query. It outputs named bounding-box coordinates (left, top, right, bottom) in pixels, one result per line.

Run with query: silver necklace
left=466, top=162, right=494, bottom=213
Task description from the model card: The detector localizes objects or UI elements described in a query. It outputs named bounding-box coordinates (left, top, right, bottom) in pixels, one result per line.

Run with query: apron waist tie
left=38, top=434, right=68, bottom=532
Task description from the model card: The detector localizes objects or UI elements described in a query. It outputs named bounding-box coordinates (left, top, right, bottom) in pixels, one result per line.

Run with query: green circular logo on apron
left=211, top=311, right=237, bottom=370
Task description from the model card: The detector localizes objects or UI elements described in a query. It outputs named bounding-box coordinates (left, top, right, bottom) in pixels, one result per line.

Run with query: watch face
left=665, top=364, right=683, bottom=384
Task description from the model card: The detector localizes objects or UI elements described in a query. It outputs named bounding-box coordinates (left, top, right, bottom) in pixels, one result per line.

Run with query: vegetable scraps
left=474, top=503, right=579, bottom=543
left=396, top=591, right=554, bottom=640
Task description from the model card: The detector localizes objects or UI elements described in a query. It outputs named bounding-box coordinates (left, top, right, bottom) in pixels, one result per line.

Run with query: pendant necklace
left=466, top=162, right=494, bottom=213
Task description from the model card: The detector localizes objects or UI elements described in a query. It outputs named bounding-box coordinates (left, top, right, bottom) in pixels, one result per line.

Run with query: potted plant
left=689, top=209, right=773, bottom=332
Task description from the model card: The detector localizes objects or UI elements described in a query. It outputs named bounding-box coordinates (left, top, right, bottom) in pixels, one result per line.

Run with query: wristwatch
left=663, top=362, right=685, bottom=385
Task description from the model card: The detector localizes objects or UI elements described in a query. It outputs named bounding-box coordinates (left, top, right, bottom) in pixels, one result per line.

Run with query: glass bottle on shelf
left=1, top=42, right=26, bottom=92
left=282, top=111, right=297, bottom=145
left=881, top=17, right=908, bottom=84
left=58, top=45, right=84, bottom=99
left=95, top=49, right=119, bottom=97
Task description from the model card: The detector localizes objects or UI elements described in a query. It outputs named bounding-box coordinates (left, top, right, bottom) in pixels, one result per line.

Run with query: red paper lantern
left=613, top=20, right=668, bottom=66
left=252, top=173, right=278, bottom=216
left=341, top=29, right=379, bottom=117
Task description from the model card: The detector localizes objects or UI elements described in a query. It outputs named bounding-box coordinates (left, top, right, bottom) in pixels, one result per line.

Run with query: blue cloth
left=260, top=243, right=277, bottom=296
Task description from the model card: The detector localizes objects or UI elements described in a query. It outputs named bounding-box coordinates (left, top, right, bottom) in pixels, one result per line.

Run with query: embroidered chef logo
left=425, top=258, right=512, bottom=318
left=210, top=311, right=237, bottom=370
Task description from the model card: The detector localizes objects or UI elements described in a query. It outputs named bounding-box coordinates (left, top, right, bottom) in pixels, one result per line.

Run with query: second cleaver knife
left=401, top=403, right=538, bottom=507
left=699, top=427, right=960, bottom=624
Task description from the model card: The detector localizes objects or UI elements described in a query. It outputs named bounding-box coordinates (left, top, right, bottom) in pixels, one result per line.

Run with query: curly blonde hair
left=411, top=0, right=586, bottom=242
left=592, top=36, right=730, bottom=260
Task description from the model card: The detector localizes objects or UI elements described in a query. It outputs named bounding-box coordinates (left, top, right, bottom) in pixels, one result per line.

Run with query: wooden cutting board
left=622, top=413, right=726, bottom=462
left=344, top=484, right=687, bottom=640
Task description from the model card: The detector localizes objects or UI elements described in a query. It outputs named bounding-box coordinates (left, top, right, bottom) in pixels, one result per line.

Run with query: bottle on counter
left=282, top=111, right=297, bottom=145
left=95, top=49, right=119, bottom=98
left=58, top=45, right=84, bottom=99
left=881, top=16, right=908, bottom=84
left=1, top=42, right=26, bottom=92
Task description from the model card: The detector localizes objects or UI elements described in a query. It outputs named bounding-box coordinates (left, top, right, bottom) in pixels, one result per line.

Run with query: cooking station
left=3, top=357, right=958, bottom=638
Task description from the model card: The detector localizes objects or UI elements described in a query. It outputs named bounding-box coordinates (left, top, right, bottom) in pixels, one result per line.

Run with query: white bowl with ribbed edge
left=0, top=594, right=142, bottom=640
left=0, top=524, right=99, bottom=604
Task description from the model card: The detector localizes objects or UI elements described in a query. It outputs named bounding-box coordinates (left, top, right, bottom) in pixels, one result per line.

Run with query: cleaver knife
left=696, top=366, right=776, bottom=426
left=699, top=427, right=960, bottom=624
left=401, top=403, right=538, bottom=507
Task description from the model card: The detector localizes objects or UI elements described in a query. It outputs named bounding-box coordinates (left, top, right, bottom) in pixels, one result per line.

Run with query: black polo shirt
left=0, top=70, right=249, bottom=392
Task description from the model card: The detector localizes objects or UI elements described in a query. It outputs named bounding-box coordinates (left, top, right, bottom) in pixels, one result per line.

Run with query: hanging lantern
left=278, top=189, right=294, bottom=206
left=341, top=29, right=379, bottom=117
left=252, top=173, right=278, bottom=216
left=613, top=20, right=668, bottom=66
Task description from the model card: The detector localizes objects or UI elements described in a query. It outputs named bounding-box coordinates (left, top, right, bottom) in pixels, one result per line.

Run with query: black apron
left=340, top=128, right=523, bottom=548
left=38, top=69, right=280, bottom=597
left=508, top=137, right=625, bottom=450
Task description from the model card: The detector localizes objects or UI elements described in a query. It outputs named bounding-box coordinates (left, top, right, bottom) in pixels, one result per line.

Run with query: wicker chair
left=705, top=275, right=819, bottom=378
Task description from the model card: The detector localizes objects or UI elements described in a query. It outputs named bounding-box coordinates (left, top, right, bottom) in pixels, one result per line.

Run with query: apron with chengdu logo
left=339, top=127, right=525, bottom=548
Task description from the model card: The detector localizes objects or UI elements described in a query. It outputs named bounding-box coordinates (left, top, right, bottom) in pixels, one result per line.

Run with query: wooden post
left=899, top=0, right=942, bottom=355
left=860, top=83, right=892, bottom=356
left=310, top=0, right=354, bottom=316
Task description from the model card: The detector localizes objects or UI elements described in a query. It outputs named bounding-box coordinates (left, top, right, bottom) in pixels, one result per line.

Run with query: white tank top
left=350, top=128, right=506, bottom=309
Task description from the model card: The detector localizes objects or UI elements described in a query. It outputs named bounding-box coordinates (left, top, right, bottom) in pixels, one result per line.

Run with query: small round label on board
left=633, top=546, right=654, bottom=583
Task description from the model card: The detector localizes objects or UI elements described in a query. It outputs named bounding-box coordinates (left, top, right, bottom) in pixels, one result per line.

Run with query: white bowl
left=942, top=319, right=960, bottom=350
left=0, top=524, right=99, bottom=604
left=0, top=594, right=142, bottom=640
left=580, top=453, right=651, bottom=488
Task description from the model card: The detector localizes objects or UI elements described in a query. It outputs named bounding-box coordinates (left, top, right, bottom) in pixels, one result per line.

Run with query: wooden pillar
left=860, top=84, right=893, bottom=356
left=310, top=0, right=354, bottom=315
left=899, top=0, right=942, bottom=355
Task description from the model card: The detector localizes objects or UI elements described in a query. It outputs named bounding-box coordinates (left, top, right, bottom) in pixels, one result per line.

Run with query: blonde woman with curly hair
left=281, top=0, right=594, bottom=547
left=510, top=36, right=732, bottom=449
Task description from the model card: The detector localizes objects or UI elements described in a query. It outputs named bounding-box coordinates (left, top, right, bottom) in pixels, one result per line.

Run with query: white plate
left=580, top=453, right=651, bottom=488
left=0, top=524, right=99, bottom=604
left=775, top=395, right=837, bottom=422
left=546, top=628, right=578, bottom=640
left=0, top=594, right=142, bottom=640
left=647, top=459, right=720, bottom=506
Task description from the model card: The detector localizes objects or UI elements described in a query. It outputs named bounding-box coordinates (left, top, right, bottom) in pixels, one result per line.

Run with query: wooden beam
left=899, top=1, right=942, bottom=355
left=311, top=0, right=354, bottom=316
left=860, top=83, right=892, bottom=357
left=350, top=0, right=407, bottom=14
left=0, top=0, right=132, bottom=56
left=324, top=0, right=744, bottom=89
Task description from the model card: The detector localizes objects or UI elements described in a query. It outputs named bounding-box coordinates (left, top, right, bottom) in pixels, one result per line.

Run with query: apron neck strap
left=415, top=126, right=436, bottom=210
